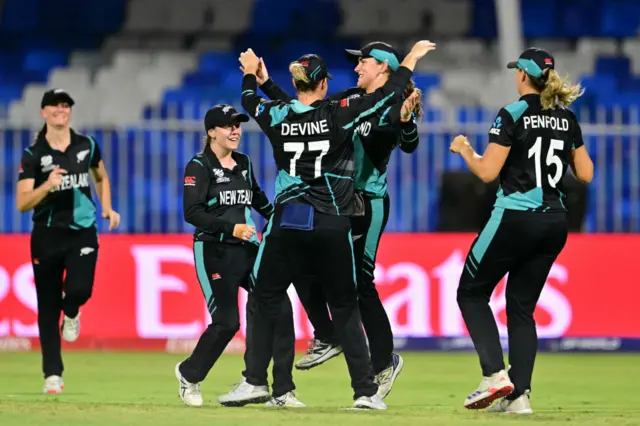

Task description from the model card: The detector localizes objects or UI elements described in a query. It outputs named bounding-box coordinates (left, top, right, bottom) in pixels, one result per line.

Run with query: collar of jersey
left=289, top=100, right=317, bottom=113
left=203, top=144, right=241, bottom=172
left=37, top=128, right=81, bottom=152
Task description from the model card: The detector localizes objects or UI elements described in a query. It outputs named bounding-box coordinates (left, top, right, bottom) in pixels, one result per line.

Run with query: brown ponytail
left=538, top=69, right=585, bottom=110
left=403, top=78, right=424, bottom=120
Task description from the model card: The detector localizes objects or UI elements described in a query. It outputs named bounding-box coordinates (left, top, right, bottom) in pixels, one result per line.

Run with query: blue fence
left=1, top=119, right=639, bottom=234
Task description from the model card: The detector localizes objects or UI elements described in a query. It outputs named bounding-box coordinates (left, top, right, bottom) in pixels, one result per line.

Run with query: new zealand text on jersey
left=218, top=189, right=253, bottom=206
left=50, top=173, right=90, bottom=192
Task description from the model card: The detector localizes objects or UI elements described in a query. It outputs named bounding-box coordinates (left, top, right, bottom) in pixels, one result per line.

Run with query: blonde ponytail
left=540, top=69, right=585, bottom=110
left=289, top=62, right=310, bottom=83
left=289, top=61, right=321, bottom=93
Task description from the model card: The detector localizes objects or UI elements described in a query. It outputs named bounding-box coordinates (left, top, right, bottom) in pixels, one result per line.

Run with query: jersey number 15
left=284, top=141, right=330, bottom=178
left=528, top=137, right=564, bottom=188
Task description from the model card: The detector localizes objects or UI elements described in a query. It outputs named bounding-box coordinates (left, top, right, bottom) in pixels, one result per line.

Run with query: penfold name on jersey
left=523, top=115, right=570, bottom=131
left=218, top=189, right=252, bottom=206
left=50, top=172, right=90, bottom=192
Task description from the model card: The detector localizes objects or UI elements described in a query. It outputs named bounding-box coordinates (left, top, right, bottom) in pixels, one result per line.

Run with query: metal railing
left=1, top=119, right=638, bottom=234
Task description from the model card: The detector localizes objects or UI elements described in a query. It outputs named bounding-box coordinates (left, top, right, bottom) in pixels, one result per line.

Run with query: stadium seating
left=0, top=0, right=638, bottom=232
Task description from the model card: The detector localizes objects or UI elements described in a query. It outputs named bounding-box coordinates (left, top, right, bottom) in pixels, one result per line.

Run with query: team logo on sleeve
left=184, top=176, right=196, bottom=186
left=40, top=155, right=55, bottom=172
left=76, top=149, right=90, bottom=163
left=340, top=98, right=349, bottom=108
left=256, top=103, right=265, bottom=117
left=489, top=116, right=502, bottom=136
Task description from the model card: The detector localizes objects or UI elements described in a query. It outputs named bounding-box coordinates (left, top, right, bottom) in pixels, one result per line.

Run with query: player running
left=449, top=47, right=594, bottom=414
left=223, top=41, right=434, bottom=410
left=256, top=41, right=422, bottom=399
left=16, top=89, right=120, bottom=393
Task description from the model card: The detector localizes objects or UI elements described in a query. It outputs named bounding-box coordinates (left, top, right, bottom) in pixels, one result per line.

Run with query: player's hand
left=233, top=224, right=256, bottom=241
left=450, top=135, right=470, bottom=154
left=102, top=209, right=121, bottom=230
left=239, top=49, right=260, bottom=75
left=409, top=40, right=437, bottom=59
left=256, top=58, right=269, bottom=85
left=45, top=165, right=67, bottom=191
left=401, top=90, right=420, bottom=122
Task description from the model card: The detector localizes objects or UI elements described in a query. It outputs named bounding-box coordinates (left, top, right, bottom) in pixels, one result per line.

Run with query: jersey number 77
left=284, top=141, right=330, bottom=178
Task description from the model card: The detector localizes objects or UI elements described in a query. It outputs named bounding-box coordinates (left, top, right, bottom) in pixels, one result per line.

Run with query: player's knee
left=68, top=286, right=93, bottom=306
left=212, top=318, right=240, bottom=339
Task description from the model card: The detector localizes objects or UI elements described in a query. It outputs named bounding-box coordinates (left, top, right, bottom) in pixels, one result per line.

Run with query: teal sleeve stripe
left=207, top=198, right=217, bottom=207
left=87, top=136, right=96, bottom=164
left=191, top=158, right=204, bottom=167
left=324, top=172, right=353, bottom=180
left=471, top=208, right=504, bottom=264
left=378, top=106, right=391, bottom=126
left=25, top=147, right=33, bottom=155
left=260, top=201, right=271, bottom=209
left=194, top=242, right=215, bottom=312
left=279, top=192, right=306, bottom=204
left=504, top=100, right=529, bottom=122
left=402, top=133, right=419, bottom=143
left=343, top=93, right=395, bottom=130
left=244, top=154, right=253, bottom=186
left=242, top=90, right=255, bottom=95
left=402, top=127, right=417, bottom=135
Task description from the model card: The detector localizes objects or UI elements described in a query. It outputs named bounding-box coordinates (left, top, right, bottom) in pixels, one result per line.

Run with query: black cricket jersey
left=260, top=81, right=419, bottom=199
left=18, top=129, right=101, bottom=230
left=183, top=145, right=274, bottom=244
left=488, top=93, right=584, bottom=212
left=241, top=67, right=412, bottom=216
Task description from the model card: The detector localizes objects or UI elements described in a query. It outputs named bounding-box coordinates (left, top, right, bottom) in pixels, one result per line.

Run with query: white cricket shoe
left=61, top=313, right=81, bottom=342
left=352, top=394, right=387, bottom=410
left=218, top=378, right=271, bottom=407
left=464, top=369, right=514, bottom=409
left=43, top=375, right=64, bottom=394
left=375, top=353, right=404, bottom=399
left=175, top=363, right=203, bottom=407
left=488, top=391, right=533, bottom=414
left=295, top=339, right=343, bottom=370
left=266, top=391, right=307, bottom=407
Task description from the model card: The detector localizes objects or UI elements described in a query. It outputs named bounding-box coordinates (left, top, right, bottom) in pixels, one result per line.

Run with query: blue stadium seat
left=594, top=56, right=631, bottom=78
left=600, top=0, right=640, bottom=37
left=560, top=0, right=602, bottom=37
left=471, top=0, right=497, bottom=38
left=0, top=0, right=41, bottom=33
left=23, top=50, right=68, bottom=72
left=521, top=0, right=560, bottom=37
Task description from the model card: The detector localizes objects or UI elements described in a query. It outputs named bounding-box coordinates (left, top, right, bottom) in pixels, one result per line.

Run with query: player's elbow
left=477, top=169, right=499, bottom=183
left=575, top=167, right=594, bottom=184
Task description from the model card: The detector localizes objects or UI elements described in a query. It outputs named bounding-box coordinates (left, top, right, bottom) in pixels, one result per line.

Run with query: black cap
left=345, top=42, right=401, bottom=72
left=41, top=89, right=75, bottom=108
left=507, top=47, right=555, bottom=79
left=204, top=104, right=249, bottom=131
left=294, top=54, right=333, bottom=82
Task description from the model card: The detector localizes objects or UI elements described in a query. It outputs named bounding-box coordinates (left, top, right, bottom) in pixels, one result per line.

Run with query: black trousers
left=246, top=204, right=377, bottom=400
left=457, top=208, right=568, bottom=398
left=294, top=193, right=394, bottom=374
left=179, top=241, right=295, bottom=396
left=30, top=226, right=99, bottom=378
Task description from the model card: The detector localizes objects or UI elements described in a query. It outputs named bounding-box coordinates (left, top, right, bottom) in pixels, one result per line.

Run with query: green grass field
left=0, top=352, right=639, bottom=425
